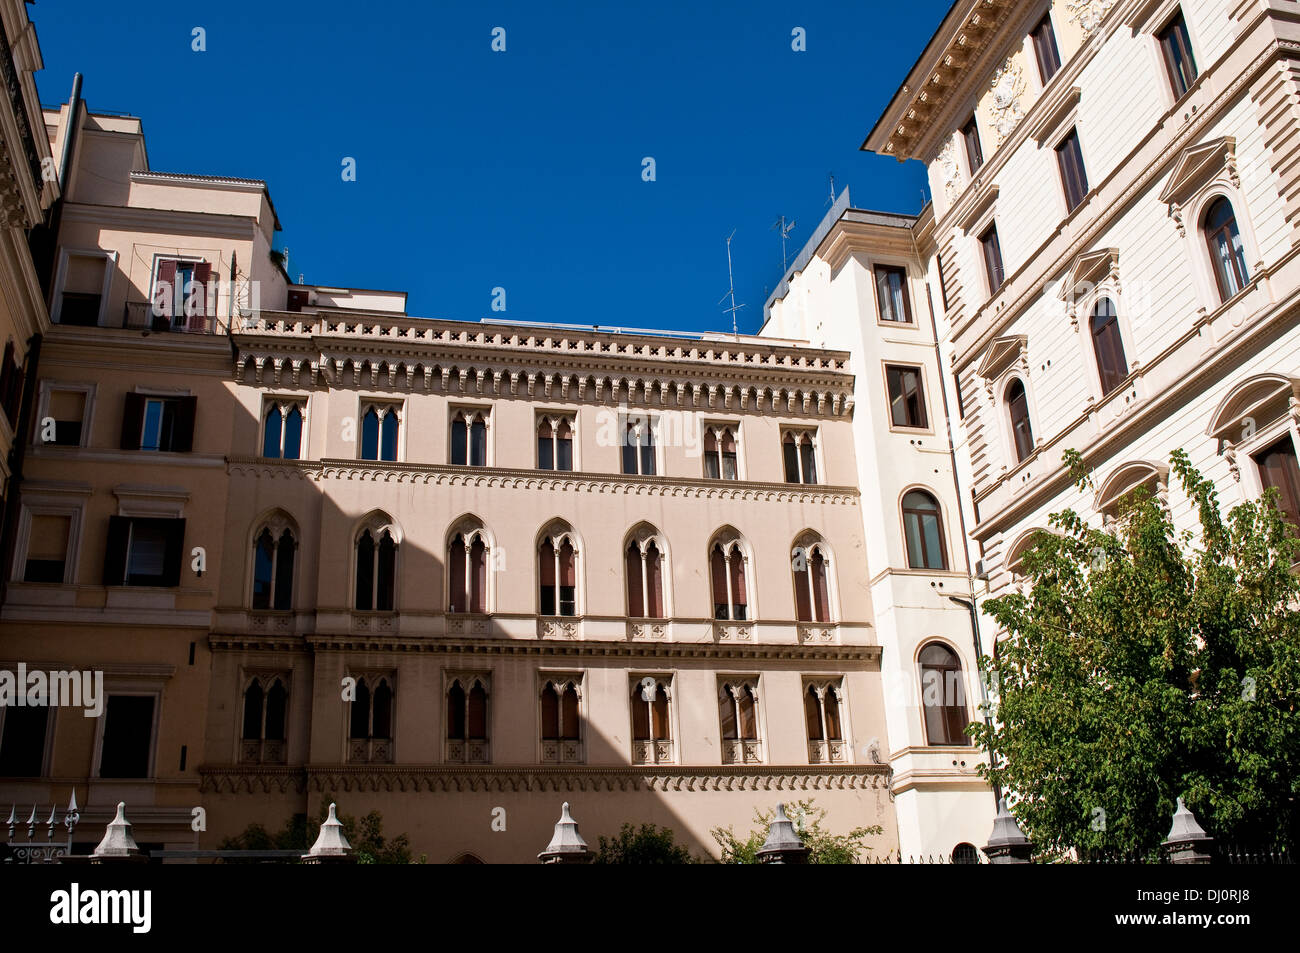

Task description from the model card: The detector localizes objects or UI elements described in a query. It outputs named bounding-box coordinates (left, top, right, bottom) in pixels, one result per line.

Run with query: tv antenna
left=717, top=229, right=745, bottom=336
left=827, top=172, right=836, bottom=207
left=771, top=215, right=796, bottom=273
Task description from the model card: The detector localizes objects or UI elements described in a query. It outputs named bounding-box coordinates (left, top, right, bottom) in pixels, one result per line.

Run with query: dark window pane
left=538, top=433, right=553, bottom=470
left=981, top=226, right=1005, bottom=293
left=283, top=407, right=303, bottom=460
left=1256, top=438, right=1300, bottom=530
left=1032, top=15, right=1061, bottom=82
left=1090, top=298, right=1129, bottom=395
left=0, top=706, right=48, bottom=776
left=783, top=438, right=800, bottom=483
left=963, top=115, right=984, bottom=174
left=451, top=417, right=467, bottom=464
left=470, top=419, right=486, bottom=466
left=274, top=531, right=295, bottom=610
left=99, top=695, right=155, bottom=778
left=265, top=681, right=287, bottom=741
left=242, top=680, right=264, bottom=739
left=252, top=530, right=274, bottom=609
left=1159, top=12, right=1198, bottom=98
left=380, top=412, right=399, bottom=462
left=888, top=366, right=929, bottom=429
left=1007, top=379, right=1035, bottom=463
left=875, top=265, right=912, bottom=323
left=361, top=409, right=379, bottom=460
left=1056, top=130, right=1089, bottom=212
left=262, top=407, right=282, bottom=458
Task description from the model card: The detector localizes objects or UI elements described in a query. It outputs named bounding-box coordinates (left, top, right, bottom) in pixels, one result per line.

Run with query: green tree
left=973, top=449, right=1300, bottom=860
left=711, top=799, right=882, bottom=863
left=592, top=823, right=695, bottom=864
left=218, top=804, right=421, bottom=864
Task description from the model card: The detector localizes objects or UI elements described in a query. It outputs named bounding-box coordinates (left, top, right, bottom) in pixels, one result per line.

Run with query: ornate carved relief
left=938, top=138, right=961, bottom=201
left=1066, top=0, right=1119, bottom=36
left=989, top=57, right=1026, bottom=147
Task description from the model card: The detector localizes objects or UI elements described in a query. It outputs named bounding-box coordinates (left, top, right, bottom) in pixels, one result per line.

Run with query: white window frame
left=535, top=410, right=579, bottom=472
left=449, top=404, right=494, bottom=467
left=619, top=411, right=661, bottom=477
left=33, top=380, right=96, bottom=449
left=259, top=395, right=309, bottom=459
left=12, top=495, right=84, bottom=585
left=537, top=672, right=585, bottom=764
left=357, top=398, right=404, bottom=463
left=717, top=675, right=765, bottom=764
left=780, top=425, right=822, bottom=485
left=50, top=248, right=116, bottom=326
left=700, top=420, right=744, bottom=480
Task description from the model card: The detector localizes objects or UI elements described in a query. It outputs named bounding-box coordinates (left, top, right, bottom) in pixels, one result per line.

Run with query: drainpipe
left=920, top=249, right=1001, bottom=808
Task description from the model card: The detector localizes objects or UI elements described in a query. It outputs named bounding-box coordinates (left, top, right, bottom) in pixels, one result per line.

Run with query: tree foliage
left=972, top=449, right=1300, bottom=859
left=592, top=823, right=695, bottom=864
left=710, top=799, right=882, bottom=863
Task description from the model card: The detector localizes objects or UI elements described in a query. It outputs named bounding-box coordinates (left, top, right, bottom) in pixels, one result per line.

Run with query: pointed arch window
left=1090, top=298, right=1129, bottom=396
left=805, top=681, right=845, bottom=763
left=625, top=536, right=665, bottom=619
left=903, top=490, right=949, bottom=570
left=792, top=540, right=832, bottom=623
left=703, top=425, right=739, bottom=480
left=919, top=643, right=970, bottom=746
left=710, top=539, right=748, bottom=621
left=719, top=680, right=762, bottom=764
left=1204, top=197, right=1249, bottom=302
left=539, top=530, right=578, bottom=617
left=446, top=675, right=490, bottom=763
left=537, top=414, right=574, bottom=471
left=449, top=527, right=490, bottom=614
left=631, top=676, right=673, bottom=764
left=451, top=408, right=490, bottom=466
left=782, top=429, right=819, bottom=484
left=1006, top=378, right=1035, bottom=463
left=540, top=677, right=583, bottom=763
left=360, top=402, right=400, bottom=462
left=621, top=415, right=657, bottom=475
left=252, top=525, right=296, bottom=610
left=240, top=675, right=288, bottom=763
left=261, top=399, right=304, bottom=459
left=355, top=525, right=397, bottom=611
left=347, top=675, right=394, bottom=762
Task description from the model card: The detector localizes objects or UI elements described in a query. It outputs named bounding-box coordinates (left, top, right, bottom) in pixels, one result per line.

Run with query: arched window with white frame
left=718, top=679, right=762, bottom=764
left=791, top=532, right=834, bottom=624
left=445, top=674, right=490, bottom=764
left=347, top=673, right=394, bottom=763
left=538, top=521, right=579, bottom=617
left=251, top=513, right=297, bottom=611
left=448, top=517, right=492, bottom=614
left=804, top=680, right=846, bottom=763
left=240, top=674, right=288, bottom=764
left=1006, top=377, right=1035, bottom=463
left=625, top=524, right=667, bottom=619
left=354, top=513, right=399, bottom=611
left=451, top=408, right=490, bottom=466
left=709, top=529, right=751, bottom=621
left=1203, top=196, right=1250, bottom=302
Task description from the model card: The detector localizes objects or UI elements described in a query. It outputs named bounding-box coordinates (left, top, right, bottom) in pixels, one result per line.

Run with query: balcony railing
left=721, top=739, right=763, bottom=764
left=240, top=739, right=287, bottom=764
left=445, top=739, right=490, bottom=764
left=632, top=740, right=674, bottom=765
left=807, top=739, right=846, bottom=764
left=347, top=738, right=392, bottom=763
left=121, top=301, right=220, bottom=334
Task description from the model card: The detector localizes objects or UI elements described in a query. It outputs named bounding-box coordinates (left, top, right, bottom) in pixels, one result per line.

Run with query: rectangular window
left=1159, top=11, right=1198, bottom=99
left=451, top=409, right=490, bottom=466
left=1255, top=438, right=1300, bottom=529
left=102, top=515, right=185, bottom=588
left=1056, top=129, right=1090, bottom=213
left=23, top=513, right=71, bottom=583
left=980, top=225, right=1005, bottom=294
left=874, top=265, right=913, bottom=323
left=0, top=704, right=50, bottom=776
left=886, top=365, right=929, bottom=429
left=537, top=414, right=575, bottom=471
left=98, top=695, right=155, bottom=778
left=152, top=258, right=212, bottom=332
left=119, top=393, right=196, bottom=453
left=360, top=402, right=400, bottom=462
left=962, top=115, right=984, bottom=175
left=46, top=388, right=87, bottom=446
left=58, top=254, right=108, bottom=327
left=262, top=399, right=305, bottom=459
left=1031, top=14, right=1061, bottom=83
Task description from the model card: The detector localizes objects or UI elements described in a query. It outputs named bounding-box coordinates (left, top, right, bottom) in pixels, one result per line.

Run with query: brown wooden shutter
left=448, top=537, right=466, bottom=612
left=812, top=553, right=831, bottom=623
left=648, top=549, right=664, bottom=618
left=191, top=261, right=213, bottom=331
left=161, top=518, right=186, bottom=587
left=710, top=546, right=727, bottom=613
left=120, top=393, right=145, bottom=449
left=172, top=396, right=197, bottom=452
left=102, top=515, right=130, bottom=585
left=794, top=562, right=812, bottom=622
left=625, top=544, right=643, bottom=617
left=154, top=259, right=177, bottom=328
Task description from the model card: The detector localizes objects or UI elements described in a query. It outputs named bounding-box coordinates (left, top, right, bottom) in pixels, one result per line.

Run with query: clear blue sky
left=33, top=0, right=946, bottom=334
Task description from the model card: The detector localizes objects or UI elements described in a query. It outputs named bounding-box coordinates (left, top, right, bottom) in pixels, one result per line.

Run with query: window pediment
left=1206, top=373, right=1300, bottom=442
left=1058, top=248, right=1120, bottom=304
left=1028, top=86, right=1081, bottom=147
left=975, top=335, right=1028, bottom=382
left=1096, top=460, right=1168, bottom=513
left=956, top=185, right=999, bottom=235
left=1158, top=137, right=1238, bottom=210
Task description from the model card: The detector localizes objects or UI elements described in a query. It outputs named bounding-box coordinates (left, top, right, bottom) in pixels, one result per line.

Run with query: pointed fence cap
left=539, top=802, right=590, bottom=861
left=93, top=802, right=141, bottom=857
left=306, top=803, right=353, bottom=857
left=759, top=803, right=807, bottom=854
left=1164, top=798, right=1212, bottom=845
left=985, top=797, right=1030, bottom=849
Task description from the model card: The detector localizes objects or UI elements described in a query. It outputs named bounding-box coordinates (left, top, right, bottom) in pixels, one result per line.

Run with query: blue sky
left=34, top=0, right=946, bottom=334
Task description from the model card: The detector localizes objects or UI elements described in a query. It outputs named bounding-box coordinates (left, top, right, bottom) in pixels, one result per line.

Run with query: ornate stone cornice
left=198, top=763, right=891, bottom=795
left=226, top=456, right=862, bottom=504
left=231, top=313, right=856, bottom=419
left=207, top=630, right=882, bottom=664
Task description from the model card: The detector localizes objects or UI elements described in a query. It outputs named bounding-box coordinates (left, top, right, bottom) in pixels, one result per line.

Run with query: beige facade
left=864, top=0, right=1300, bottom=776
left=1, top=90, right=900, bottom=862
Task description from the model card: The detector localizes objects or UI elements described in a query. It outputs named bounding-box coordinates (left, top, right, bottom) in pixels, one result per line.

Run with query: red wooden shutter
left=448, top=537, right=466, bottom=612
left=191, top=261, right=213, bottom=331
left=631, top=686, right=650, bottom=740
left=729, top=550, right=747, bottom=610
left=154, top=260, right=177, bottom=326
left=812, top=552, right=831, bottom=623
left=710, top=546, right=727, bottom=612
left=794, top=562, right=812, bottom=622
left=471, top=539, right=487, bottom=613
left=648, top=548, right=664, bottom=618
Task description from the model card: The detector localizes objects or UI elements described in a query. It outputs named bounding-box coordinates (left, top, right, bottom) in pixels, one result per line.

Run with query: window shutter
left=162, top=518, right=186, bottom=587
left=102, top=515, right=131, bottom=585
left=793, top=563, right=812, bottom=622
left=648, top=551, right=664, bottom=618
left=191, top=262, right=213, bottom=332
left=710, top=547, right=728, bottom=613
left=172, top=396, right=197, bottom=452
left=625, top=545, right=643, bottom=617
left=154, top=259, right=177, bottom=328
left=448, top=538, right=466, bottom=612
left=120, top=393, right=145, bottom=449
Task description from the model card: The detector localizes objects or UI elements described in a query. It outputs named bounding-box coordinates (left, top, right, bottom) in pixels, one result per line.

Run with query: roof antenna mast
left=827, top=172, right=836, bottom=207
left=718, top=229, right=746, bottom=337
left=771, top=215, right=797, bottom=273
